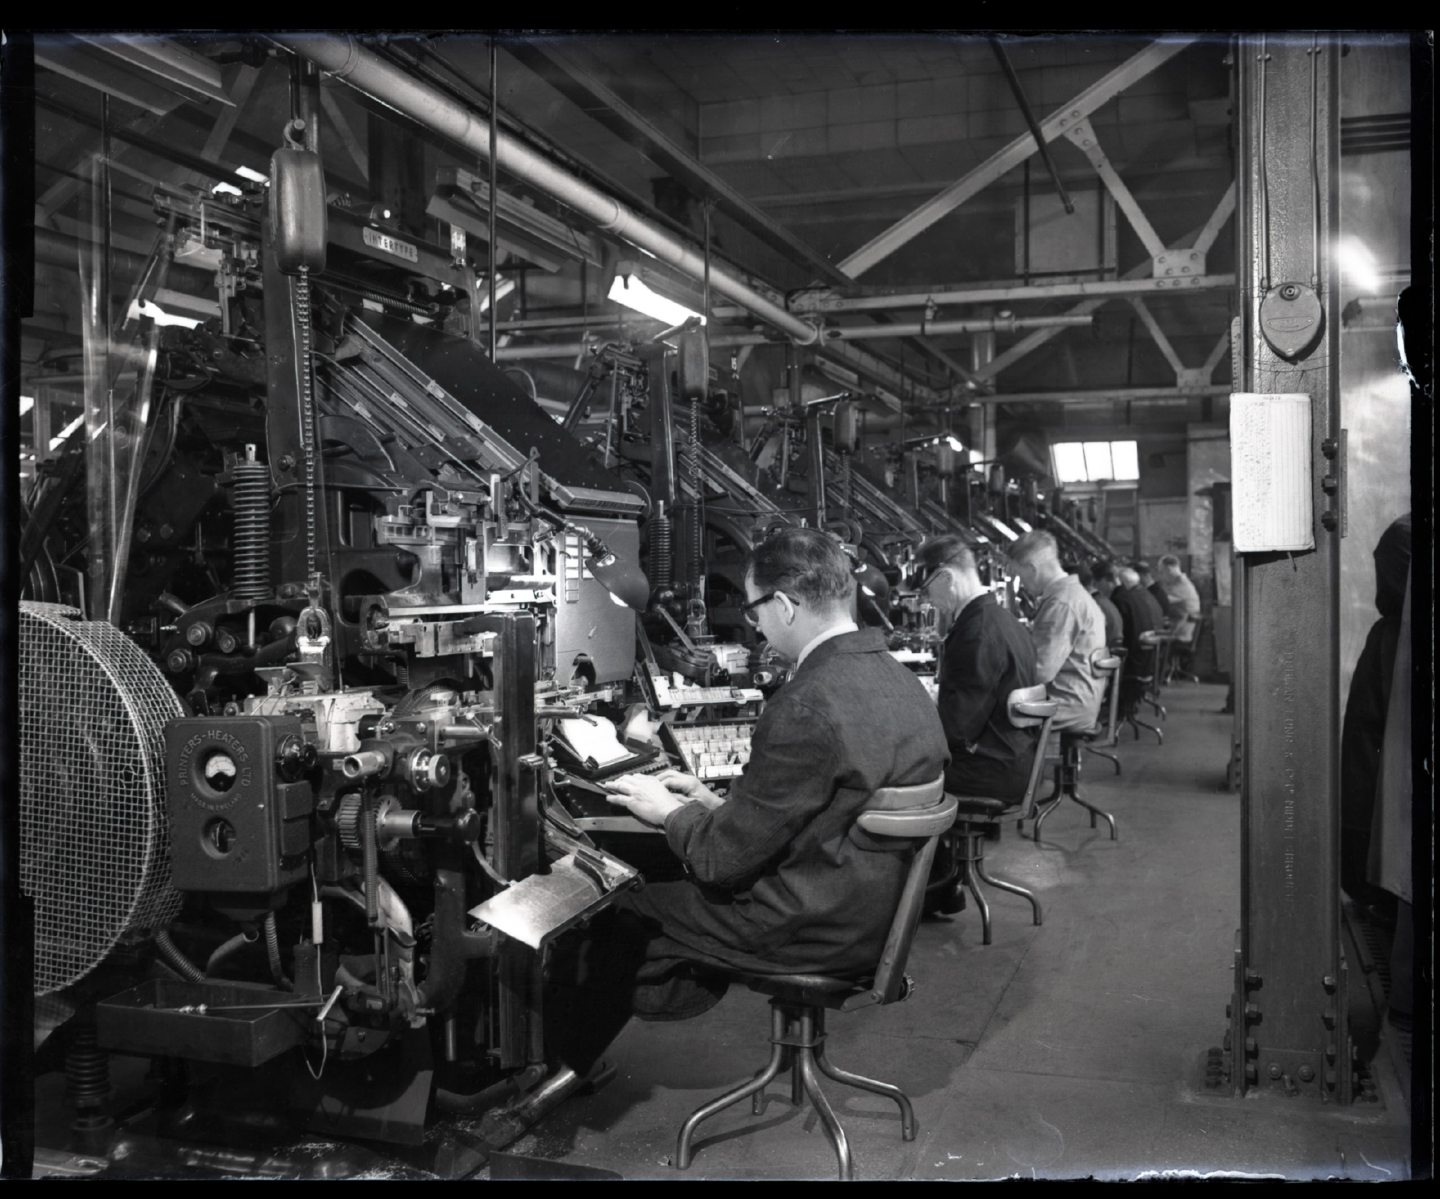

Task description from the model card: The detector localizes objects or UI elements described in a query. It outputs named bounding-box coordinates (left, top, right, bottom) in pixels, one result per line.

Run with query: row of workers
left=923, top=529, right=1201, bottom=803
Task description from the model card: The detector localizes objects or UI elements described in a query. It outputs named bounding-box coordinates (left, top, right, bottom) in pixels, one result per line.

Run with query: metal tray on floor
left=96, top=977, right=307, bottom=1067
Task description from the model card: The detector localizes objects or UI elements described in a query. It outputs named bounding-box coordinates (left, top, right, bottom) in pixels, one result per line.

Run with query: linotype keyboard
left=667, top=718, right=757, bottom=781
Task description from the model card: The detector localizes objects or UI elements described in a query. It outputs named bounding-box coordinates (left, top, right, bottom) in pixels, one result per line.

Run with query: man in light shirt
left=1007, top=530, right=1106, bottom=732
left=1156, top=554, right=1202, bottom=642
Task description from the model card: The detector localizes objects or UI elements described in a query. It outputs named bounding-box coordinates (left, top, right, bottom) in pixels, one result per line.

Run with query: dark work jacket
left=631, top=628, right=949, bottom=977
left=1094, top=591, right=1124, bottom=648
left=936, top=593, right=1039, bottom=800
left=1112, top=584, right=1161, bottom=678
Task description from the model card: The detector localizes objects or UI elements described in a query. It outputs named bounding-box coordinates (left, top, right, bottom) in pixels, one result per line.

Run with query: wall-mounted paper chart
left=1229, top=393, right=1315, bottom=552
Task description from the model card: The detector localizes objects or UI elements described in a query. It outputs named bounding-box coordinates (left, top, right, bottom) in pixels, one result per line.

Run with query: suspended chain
left=689, top=397, right=704, bottom=586
left=293, top=266, right=319, bottom=585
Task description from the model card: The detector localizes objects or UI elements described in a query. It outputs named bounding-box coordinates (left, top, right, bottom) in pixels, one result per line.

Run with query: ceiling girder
left=837, top=37, right=1196, bottom=278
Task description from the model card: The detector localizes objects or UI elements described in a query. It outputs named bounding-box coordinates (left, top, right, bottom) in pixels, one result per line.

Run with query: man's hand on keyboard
left=603, top=773, right=687, bottom=827
left=654, top=769, right=726, bottom=811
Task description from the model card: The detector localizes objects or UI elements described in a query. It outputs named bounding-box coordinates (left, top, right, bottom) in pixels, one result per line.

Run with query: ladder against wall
left=1100, top=487, right=1138, bottom=559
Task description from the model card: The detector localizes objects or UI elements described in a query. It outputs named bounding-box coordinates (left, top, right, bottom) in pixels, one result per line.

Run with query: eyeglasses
left=740, top=591, right=789, bottom=626
left=915, top=563, right=955, bottom=594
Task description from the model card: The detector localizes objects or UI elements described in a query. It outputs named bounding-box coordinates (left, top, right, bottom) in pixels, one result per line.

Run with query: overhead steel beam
left=1201, top=327, right=1232, bottom=380
left=501, top=41, right=985, bottom=396
left=35, top=38, right=186, bottom=116
left=1062, top=118, right=1169, bottom=262
left=1193, top=181, right=1238, bottom=257
left=972, top=217, right=1216, bottom=383
left=823, top=313, right=1094, bottom=340
left=76, top=34, right=233, bottom=107
left=838, top=37, right=1195, bottom=277
left=1128, top=297, right=1187, bottom=376
left=971, top=384, right=1230, bottom=404
left=503, top=39, right=853, bottom=287
left=319, top=83, right=370, bottom=180
left=35, top=107, right=166, bottom=227
left=787, top=273, right=1237, bottom=315
left=276, top=35, right=821, bottom=346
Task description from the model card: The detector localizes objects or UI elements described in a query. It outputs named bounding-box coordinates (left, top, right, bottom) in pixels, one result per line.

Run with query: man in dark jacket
left=548, top=528, right=950, bottom=1073
left=917, top=534, right=1039, bottom=799
left=1110, top=566, right=1162, bottom=713
left=1089, top=560, right=1125, bottom=648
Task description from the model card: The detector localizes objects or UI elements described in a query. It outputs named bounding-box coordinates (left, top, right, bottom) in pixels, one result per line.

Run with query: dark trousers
left=944, top=751, right=1032, bottom=803
left=543, top=889, right=730, bottom=1076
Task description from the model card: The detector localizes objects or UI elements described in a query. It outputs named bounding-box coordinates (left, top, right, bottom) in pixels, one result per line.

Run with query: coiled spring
left=230, top=447, right=271, bottom=602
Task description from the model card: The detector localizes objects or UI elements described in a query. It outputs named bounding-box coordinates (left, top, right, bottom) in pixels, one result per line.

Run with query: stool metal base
left=1021, top=757, right=1118, bottom=844
left=676, top=1002, right=914, bottom=1180
left=1125, top=713, right=1164, bottom=744
left=1083, top=743, right=1123, bottom=776
left=956, top=824, right=1042, bottom=944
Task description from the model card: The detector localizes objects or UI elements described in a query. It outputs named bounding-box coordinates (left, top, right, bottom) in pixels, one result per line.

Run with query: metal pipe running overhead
left=490, top=314, right=1090, bottom=361
left=274, top=36, right=820, bottom=347
left=822, top=314, right=1093, bottom=340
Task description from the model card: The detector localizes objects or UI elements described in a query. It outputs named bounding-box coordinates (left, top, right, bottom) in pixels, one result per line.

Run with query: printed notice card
left=1229, top=393, right=1315, bottom=553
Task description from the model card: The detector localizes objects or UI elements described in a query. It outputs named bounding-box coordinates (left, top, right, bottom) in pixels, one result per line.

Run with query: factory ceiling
left=24, top=31, right=1248, bottom=444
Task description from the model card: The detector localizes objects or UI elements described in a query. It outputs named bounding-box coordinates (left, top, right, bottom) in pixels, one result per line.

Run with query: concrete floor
left=494, top=683, right=1415, bottom=1182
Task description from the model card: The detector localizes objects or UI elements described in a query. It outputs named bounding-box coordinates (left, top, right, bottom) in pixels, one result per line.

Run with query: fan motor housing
left=166, top=715, right=313, bottom=894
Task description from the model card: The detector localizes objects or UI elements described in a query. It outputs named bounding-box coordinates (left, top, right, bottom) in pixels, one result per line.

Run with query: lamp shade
left=587, top=548, right=652, bottom=612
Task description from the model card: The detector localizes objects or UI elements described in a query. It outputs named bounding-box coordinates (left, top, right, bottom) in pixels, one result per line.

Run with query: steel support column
left=1229, top=34, right=1348, bottom=1103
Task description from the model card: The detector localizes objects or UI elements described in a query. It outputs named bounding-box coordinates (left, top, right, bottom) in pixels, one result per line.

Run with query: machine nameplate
left=362, top=227, right=420, bottom=263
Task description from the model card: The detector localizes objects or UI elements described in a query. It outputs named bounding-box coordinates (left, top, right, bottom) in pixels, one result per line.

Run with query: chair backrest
left=1088, top=647, right=1123, bottom=738
left=854, top=777, right=954, bottom=1005
left=1006, top=684, right=1058, bottom=819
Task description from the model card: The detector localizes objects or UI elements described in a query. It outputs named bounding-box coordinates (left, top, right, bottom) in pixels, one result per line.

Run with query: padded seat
left=674, top=777, right=955, bottom=1181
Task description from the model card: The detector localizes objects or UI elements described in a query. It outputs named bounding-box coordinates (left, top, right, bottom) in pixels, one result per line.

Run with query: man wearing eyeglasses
left=915, top=534, right=1040, bottom=801
left=545, top=527, right=948, bottom=1076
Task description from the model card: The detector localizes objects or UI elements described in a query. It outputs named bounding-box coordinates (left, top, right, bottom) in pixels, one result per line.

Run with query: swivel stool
left=674, top=778, right=955, bottom=1182
left=1020, top=648, right=1120, bottom=844
left=943, top=687, right=1055, bottom=944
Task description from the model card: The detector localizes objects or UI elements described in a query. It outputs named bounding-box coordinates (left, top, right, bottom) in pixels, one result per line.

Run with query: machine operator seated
left=1007, top=530, right=1106, bottom=733
left=543, top=527, right=950, bottom=1075
left=914, top=534, right=1039, bottom=800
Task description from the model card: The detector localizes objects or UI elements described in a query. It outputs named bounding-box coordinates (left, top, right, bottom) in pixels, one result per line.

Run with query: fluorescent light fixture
left=987, top=518, right=1019, bottom=541
left=211, top=181, right=243, bottom=197
left=1337, top=236, right=1381, bottom=293
left=20, top=395, right=34, bottom=417
left=234, top=165, right=269, bottom=184
left=128, top=298, right=203, bottom=330
left=50, top=414, right=84, bottom=450
left=945, top=435, right=965, bottom=452
left=608, top=272, right=705, bottom=328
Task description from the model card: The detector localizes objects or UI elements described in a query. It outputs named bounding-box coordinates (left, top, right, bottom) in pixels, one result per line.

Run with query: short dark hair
left=1010, top=529, right=1058, bottom=564
left=746, top=527, right=856, bottom=609
left=916, top=534, right=976, bottom=584
left=1091, top=559, right=1116, bottom=584
left=1073, top=562, right=1093, bottom=587
left=1158, top=554, right=1181, bottom=570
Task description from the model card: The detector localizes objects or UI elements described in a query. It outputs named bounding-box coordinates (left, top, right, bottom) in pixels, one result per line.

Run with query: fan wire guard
left=19, top=602, right=186, bottom=995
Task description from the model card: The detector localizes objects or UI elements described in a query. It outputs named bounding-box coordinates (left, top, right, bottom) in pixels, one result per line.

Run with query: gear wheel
left=335, top=795, right=366, bottom=851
